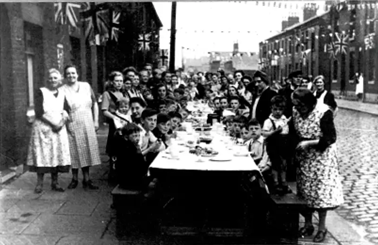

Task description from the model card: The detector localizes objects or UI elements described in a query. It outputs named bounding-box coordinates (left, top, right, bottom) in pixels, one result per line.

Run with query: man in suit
left=279, top=70, right=302, bottom=118
left=250, top=71, right=277, bottom=125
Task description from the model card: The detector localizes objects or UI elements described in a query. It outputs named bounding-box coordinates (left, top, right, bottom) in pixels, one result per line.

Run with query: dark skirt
left=106, top=121, right=116, bottom=155
left=28, top=165, right=70, bottom=174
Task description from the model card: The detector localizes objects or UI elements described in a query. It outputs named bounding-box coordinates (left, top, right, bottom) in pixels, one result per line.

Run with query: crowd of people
left=26, top=63, right=343, bottom=243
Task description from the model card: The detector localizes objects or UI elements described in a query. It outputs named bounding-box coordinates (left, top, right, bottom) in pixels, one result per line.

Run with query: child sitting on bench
left=111, top=123, right=148, bottom=190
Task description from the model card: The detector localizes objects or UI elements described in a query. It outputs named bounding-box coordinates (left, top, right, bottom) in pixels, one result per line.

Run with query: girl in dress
left=27, top=69, right=71, bottom=194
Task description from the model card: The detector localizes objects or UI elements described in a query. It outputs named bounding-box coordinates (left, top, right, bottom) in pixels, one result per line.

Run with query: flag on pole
left=364, top=33, right=375, bottom=50
left=327, top=43, right=337, bottom=60
left=54, top=2, right=81, bottom=28
left=138, top=33, right=151, bottom=51
left=81, top=3, right=110, bottom=46
left=334, top=32, right=349, bottom=55
left=110, top=10, right=121, bottom=42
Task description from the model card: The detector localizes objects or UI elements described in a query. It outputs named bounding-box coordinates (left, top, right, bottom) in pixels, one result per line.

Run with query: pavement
left=0, top=99, right=376, bottom=245
left=335, top=99, right=378, bottom=116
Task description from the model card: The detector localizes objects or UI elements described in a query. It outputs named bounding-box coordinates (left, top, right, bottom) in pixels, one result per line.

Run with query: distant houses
left=260, top=1, right=378, bottom=101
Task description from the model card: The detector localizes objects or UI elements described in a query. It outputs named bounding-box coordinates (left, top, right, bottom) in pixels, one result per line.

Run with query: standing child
left=262, top=95, right=291, bottom=194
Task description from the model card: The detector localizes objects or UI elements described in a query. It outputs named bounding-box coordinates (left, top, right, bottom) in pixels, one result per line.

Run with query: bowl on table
left=198, top=136, right=213, bottom=144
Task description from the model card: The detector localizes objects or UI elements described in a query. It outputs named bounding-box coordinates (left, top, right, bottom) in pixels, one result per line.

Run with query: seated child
left=168, top=111, right=183, bottom=134
left=212, top=97, right=221, bottom=111
left=173, top=88, right=185, bottom=101
left=179, top=97, right=188, bottom=109
left=152, top=113, right=172, bottom=148
left=156, top=99, right=168, bottom=114
left=220, top=97, right=229, bottom=110
left=247, top=119, right=271, bottom=173
left=113, top=97, right=132, bottom=131
left=142, top=89, right=155, bottom=109
left=229, top=96, right=250, bottom=118
left=166, top=99, right=180, bottom=113
left=262, top=95, right=291, bottom=194
left=111, top=123, right=148, bottom=190
left=232, top=115, right=248, bottom=138
left=179, top=107, right=190, bottom=121
left=223, top=116, right=235, bottom=136
left=139, top=108, right=165, bottom=164
left=240, top=124, right=252, bottom=145
left=205, top=89, right=215, bottom=103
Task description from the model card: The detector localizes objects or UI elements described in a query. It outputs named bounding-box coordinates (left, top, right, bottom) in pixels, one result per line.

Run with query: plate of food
left=234, top=152, right=249, bottom=157
left=189, top=146, right=218, bottom=157
left=209, top=156, right=232, bottom=162
left=198, top=136, right=213, bottom=144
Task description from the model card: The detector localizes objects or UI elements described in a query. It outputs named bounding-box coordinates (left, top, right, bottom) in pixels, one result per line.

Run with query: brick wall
left=0, top=3, right=58, bottom=167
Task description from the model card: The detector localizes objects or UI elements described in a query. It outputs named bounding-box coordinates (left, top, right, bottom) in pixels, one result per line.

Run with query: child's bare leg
left=272, top=169, right=279, bottom=186
left=280, top=159, right=287, bottom=185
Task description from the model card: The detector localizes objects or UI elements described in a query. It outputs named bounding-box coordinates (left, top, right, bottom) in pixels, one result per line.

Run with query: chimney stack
left=303, top=3, right=317, bottom=21
left=282, top=20, right=288, bottom=31
left=288, top=15, right=300, bottom=27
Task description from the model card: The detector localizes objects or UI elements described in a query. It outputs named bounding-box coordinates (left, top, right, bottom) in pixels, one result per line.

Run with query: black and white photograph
left=0, top=1, right=377, bottom=244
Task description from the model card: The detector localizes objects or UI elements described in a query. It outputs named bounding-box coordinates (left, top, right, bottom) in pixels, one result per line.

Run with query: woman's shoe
left=298, top=225, right=315, bottom=237
left=83, top=180, right=99, bottom=190
left=67, top=180, right=78, bottom=189
left=51, top=184, right=65, bottom=192
left=34, top=184, right=43, bottom=194
left=313, top=229, right=328, bottom=243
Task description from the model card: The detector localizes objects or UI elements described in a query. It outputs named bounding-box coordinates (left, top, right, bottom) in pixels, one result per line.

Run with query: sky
left=153, top=1, right=325, bottom=67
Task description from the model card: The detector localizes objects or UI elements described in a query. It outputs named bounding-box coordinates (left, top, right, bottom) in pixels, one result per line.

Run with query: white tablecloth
left=149, top=104, right=260, bottom=172
left=149, top=143, right=260, bottom=172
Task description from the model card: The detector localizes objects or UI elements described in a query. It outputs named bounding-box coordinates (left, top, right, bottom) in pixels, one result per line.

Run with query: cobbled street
left=335, top=108, right=378, bottom=244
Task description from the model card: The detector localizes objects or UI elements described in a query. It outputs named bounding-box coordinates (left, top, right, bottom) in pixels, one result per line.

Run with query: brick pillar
left=5, top=3, right=28, bottom=166
left=41, top=3, right=58, bottom=85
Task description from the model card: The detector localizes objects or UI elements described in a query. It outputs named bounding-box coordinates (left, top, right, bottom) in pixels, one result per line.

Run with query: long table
left=148, top=131, right=269, bottom=241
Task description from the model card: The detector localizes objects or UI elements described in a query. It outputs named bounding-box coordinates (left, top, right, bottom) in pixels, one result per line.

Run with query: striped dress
left=62, top=82, right=101, bottom=169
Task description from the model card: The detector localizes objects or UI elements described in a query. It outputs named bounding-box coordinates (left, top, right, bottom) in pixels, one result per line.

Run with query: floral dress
left=27, top=87, right=71, bottom=173
left=293, top=105, right=344, bottom=209
left=62, top=82, right=101, bottom=169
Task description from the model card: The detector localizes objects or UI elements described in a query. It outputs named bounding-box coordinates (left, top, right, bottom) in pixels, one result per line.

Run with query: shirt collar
left=269, top=114, right=284, bottom=121
left=251, top=135, right=264, bottom=144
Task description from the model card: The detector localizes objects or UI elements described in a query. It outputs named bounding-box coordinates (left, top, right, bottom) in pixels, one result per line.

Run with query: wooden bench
left=111, top=184, right=143, bottom=210
left=266, top=183, right=307, bottom=245
left=111, top=185, right=149, bottom=238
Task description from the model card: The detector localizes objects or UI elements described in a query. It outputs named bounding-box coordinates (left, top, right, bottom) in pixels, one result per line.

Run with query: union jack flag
left=334, top=32, right=349, bottom=55
left=81, top=3, right=109, bottom=46
left=138, top=33, right=151, bottom=51
left=54, top=3, right=81, bottom=28
left=326, top=42, right=337, bottom=60
left=365, top=33, right=375, bottom=50
left=110, top=10, right=121, bottom=42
